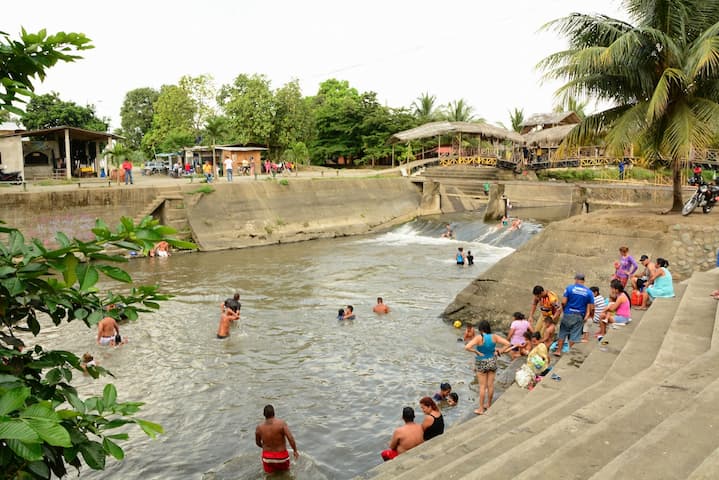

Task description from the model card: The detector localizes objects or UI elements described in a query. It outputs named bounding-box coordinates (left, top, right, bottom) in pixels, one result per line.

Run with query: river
left=31, top=212, right=540, bottom=479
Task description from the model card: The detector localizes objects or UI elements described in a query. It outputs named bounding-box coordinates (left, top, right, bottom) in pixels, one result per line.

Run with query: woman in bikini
left=465, top=320, right=511, bottom=415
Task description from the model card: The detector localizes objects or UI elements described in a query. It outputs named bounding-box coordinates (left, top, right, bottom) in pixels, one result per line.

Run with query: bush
left=0, top=216, right=195, bottom=478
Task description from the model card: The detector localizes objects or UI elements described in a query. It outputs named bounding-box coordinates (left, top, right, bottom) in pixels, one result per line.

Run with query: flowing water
left=30, top=213, right=541, bottom=480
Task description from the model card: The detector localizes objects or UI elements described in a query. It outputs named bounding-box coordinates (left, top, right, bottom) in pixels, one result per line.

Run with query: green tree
left=142, top=84, right=196, bottom=154
left=272, top=79, right=313, bottom=158
left=179, top=74, right=217, bottom=136
left=0, top=217, right=195, bottom=478
left=21, top=92, right=108, bottom=131
left=541, top=1, right=719, bottom=211
left=310, top=78, right=363, bottom=163
left=119, top=87, right=159, bottom=150
left=218, top=74, right=274, bottom=146
left=508, top=107, right=525, bottom=133
left=0, top=28, right=92, bottom=114
left=411, top=92, right=439, bottom=123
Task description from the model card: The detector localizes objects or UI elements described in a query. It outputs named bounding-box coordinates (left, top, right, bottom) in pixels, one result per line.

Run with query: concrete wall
left=184, top=177, right=423, bottom=250
left=0, top=187, right=164, bottom=246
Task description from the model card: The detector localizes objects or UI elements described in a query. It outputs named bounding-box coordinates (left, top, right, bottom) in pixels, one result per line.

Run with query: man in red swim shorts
left=255, top=404, right=299, bottom=473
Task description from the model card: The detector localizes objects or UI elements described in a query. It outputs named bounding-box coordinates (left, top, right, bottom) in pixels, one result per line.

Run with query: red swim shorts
left=262, top=450, right=290, bottom=473
left=381, top=449, right=399, bottom=461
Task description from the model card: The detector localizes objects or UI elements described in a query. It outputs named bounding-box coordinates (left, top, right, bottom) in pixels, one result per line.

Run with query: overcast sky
left=6, top=0, right=627, bottom=130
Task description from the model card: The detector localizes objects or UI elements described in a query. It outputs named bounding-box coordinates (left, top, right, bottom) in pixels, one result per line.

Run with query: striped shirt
left=593, top=295, right=607, bottom=323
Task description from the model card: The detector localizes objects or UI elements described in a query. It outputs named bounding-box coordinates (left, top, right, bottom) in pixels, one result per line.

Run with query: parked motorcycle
left=0, top=167, right=23, bottom=185
left=682, top=178, right=719, bottom=215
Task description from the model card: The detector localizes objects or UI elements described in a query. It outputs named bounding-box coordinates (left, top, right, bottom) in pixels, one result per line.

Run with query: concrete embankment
left=184, top=177, right=425, bottom=250
left=0, top=177, right=427, bottom=249
left=444, top=207, right=719, bottom=328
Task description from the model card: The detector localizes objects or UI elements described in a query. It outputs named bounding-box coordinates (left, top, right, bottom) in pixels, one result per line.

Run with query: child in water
left=80, top=353, right=96, bottom=374
left=337, top=308, right=345, bottom=321
left=466, top=251, right=474, bottom=265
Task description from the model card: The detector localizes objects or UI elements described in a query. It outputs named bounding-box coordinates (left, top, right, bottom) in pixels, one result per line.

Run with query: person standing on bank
left=223, top=156, right=233, bottom=182
left=122, top=158, right=133, bottom=185
left=465, top=320, right=511, bottom=415
left=255, top=405, right=299, bottom=474
left=555, top=273, right=594, bottom=357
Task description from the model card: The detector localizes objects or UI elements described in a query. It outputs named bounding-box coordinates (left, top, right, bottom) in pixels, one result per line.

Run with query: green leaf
left=166, top=239, right=197, bottom=250
left=102, top=384, right=117, bottom=407
left=135, top=418, right=164, bottom=438
left=62, top=254, right=79, bottom=286
left=2, top=277, right=24, bottom=296
left=26, top=418, right=72, bottom=447
left=102, top=437, right=125, bottom=460
left=27, top=460, right=50, bottom=478
left=65, top=392, right=85, bottom=414
left=87, top=309, right=103, bottom=326
left=88, top=252, right=128, bottom=263
left=0, top=419, right=40, bottom=442
left=6, top=438, right=43, bottom=461
left=97, top=265, right=131, bottom=283
left=106, top=433, right=129, bottom=440
left=75, top=263, right=99, bottom=292
left=27, top=314, right=40, bottom=335
left=79, top=441, right=106, bottom=470
left=0, top=386, right=30, bottom=415
left=21, top=402, right=59, bottom=422
left=9, top=230, right=26, bottom=256
left=0, top=266, right=16, bottom=277
left=55, top=231, right=71, bottom=247
left=45, top=368, right=62, bottom=385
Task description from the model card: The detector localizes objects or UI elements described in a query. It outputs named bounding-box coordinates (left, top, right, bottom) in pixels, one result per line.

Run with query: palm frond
left=604, top=103, right=648, bottom=155
left=685, top=21, right=719, bottom=80
left=646, top=67, right=688, bottom=124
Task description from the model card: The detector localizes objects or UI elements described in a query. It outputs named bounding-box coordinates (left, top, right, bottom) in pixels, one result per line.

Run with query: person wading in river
left=255, top=405, right=299, bottom=473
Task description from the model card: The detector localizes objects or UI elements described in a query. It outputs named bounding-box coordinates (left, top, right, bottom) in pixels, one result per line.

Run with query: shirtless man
left=381, top=407, right=424, bottom=461
left=255, top=405, right=299, bottom=474
left=373, top=297, right=390, bottom=314
left=96, top=316, right=124, bottom=346
left=631, top=255, right=656, bottom=292
left=217, top=307, right=239, bottom=339
left=529, top=285, right=562, bottom=338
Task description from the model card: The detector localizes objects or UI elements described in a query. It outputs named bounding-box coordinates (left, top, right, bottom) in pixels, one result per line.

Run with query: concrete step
left=687, top=444, right=719, bottom=479
left=485, top=271, right=719, bottom=479
left=588, top=373, right=719, bottom=480
left=372, top=272, right=710, bottom=478
left=367, top=285, right=685, bottom=479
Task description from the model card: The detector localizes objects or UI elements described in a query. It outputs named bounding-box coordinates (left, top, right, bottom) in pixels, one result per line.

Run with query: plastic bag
left=515, top=364, right=534, bottom=389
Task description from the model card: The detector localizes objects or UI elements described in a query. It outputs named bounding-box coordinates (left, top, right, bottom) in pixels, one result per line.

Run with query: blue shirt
left=563, top=283, right=594, bottom=316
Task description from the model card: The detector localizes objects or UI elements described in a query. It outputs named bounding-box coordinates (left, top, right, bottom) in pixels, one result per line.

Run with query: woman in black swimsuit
left=419, top=397, right=444, bottom=441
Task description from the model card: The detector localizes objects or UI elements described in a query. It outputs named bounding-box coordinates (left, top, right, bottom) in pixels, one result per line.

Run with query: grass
left=537, top=166, right=668, bottom=183
left=278, top=179, right=289, bottom=186
left=188, top=185, right=215, bottom=195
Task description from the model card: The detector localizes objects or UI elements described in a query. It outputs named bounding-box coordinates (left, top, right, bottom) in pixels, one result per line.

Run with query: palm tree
left=540, top=1, right=719, bottom=211
left=553, top=95, right=588, bottom=120
left=508, top=107, right=525, bottom=133
left=411, top=92, right=438, bottom=123
left=442, top=99, right=476, bottom=122
left=203, top=115, right=229, bottom=177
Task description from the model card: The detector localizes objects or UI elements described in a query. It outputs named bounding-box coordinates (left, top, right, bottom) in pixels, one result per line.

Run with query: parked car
left=143, top=161, right=170, bottom=175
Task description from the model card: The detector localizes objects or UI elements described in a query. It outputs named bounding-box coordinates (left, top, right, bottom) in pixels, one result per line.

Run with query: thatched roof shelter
left=523, top=124, right=577, bottom=146
left=520, top=112, right=581, bottom=134
left=388, top=121, right=524, bottom=144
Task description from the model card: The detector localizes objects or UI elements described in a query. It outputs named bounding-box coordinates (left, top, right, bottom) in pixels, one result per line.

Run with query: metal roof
left=0, top=125, right=122, bottom=141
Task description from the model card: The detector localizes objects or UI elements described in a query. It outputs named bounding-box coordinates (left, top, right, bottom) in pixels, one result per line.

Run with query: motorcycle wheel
left=703, top=205, right=713, bottom=214
left=682, top=196, right=699, bottom=216
left=13, top=175, right=23, bottom=186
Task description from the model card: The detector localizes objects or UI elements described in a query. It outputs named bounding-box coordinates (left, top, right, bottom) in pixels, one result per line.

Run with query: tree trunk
left=671, top=157, right=683, bottom=211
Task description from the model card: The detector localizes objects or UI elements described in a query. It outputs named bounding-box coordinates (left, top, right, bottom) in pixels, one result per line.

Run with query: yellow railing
left=439, top=156, right=499, bottom=167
